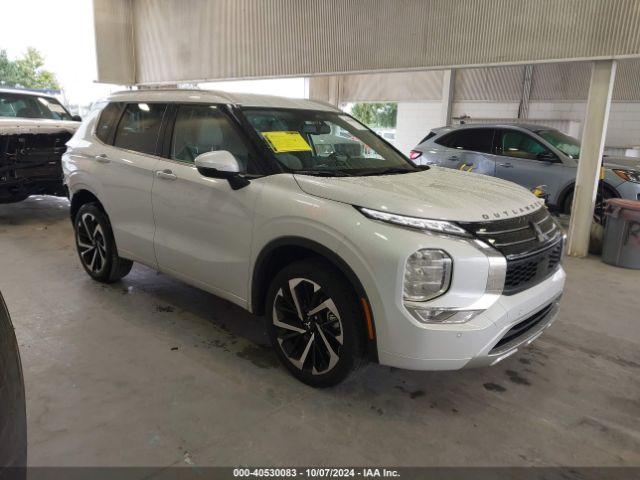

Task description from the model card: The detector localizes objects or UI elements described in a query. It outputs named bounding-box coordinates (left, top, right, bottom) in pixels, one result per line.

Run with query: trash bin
left=602, top=199, right=640, bottom=269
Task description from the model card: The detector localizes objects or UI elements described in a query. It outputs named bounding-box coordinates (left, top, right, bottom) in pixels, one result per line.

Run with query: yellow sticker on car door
left=261, top=131, right=312, bottom=153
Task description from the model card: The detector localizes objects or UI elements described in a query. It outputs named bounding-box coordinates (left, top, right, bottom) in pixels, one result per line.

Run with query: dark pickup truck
left=0, top=89, right=79, bottom=204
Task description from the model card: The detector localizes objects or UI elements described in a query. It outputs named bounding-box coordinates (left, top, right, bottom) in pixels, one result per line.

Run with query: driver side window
left=498, top=129, right=553, bottom=161
left=171, top=104, right=252, bottom=173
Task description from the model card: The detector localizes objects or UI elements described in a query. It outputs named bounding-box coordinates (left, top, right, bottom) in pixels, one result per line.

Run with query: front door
left=493, top=129, right=569, bottom=198
left=151, top=104, right=262, bottom=306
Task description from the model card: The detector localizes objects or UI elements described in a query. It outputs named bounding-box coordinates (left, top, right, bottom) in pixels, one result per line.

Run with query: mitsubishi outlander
left=62, top=90, right=565, bottom=387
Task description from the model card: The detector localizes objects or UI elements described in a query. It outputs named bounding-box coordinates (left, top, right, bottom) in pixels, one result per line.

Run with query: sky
left=0, top=0, right=306, bottom=106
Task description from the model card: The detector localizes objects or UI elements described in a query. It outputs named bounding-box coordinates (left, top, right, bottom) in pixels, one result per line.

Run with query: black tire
left=74, top=203, right=133, bottom=283
left=562, top=191, right=573, bottom=215
left=265, top=259, right=366, bottom=387
left=562, top=185, right=617, bottom=220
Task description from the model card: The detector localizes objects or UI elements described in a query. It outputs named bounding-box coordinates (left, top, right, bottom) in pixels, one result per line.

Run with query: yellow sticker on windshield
left=261, top=131, right=312, bottom=153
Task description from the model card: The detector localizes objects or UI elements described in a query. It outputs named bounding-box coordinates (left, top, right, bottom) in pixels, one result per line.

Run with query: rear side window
left=114, top=103, right=166, bottom=155
left=95, top=103, right=122, bottom=144
left=418, top=131, right=436, bottom=145
left=435, top=128, right=494, bottom=153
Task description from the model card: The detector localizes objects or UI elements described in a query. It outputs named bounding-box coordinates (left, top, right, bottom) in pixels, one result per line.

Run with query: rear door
left=429, top=128, right=497, bottom=175
left=93, top=101, right=166, bottom=266
left=493, top=128, right=569, bottom=197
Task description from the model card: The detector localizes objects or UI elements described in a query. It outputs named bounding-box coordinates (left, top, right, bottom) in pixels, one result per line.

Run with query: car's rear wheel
left=74, top=203, right=133, bottom=283
left=266, top=260, right=366, bottom=387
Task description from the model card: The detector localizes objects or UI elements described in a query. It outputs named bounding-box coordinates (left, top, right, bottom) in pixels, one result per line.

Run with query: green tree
left=0, top=47, right=60, bottom=90
left=350, top=102, right=397, bottom=128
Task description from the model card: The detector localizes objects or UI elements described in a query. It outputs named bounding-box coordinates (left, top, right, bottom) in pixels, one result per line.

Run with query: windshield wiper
left=360, top=167, right=417, bottom=176
left=293, top=169, right=352, bottom=177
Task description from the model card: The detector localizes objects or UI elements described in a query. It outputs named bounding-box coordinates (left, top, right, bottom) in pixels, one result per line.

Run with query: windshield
left=537, top=129, right=580, bottom=159
left=241, top=108, right=416, bottom=176
left=0, top=92, right=73, bottom=121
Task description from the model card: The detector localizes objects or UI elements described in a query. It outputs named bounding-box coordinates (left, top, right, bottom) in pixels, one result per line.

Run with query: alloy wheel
left=76, top=213, right=107, bottom=274
left=272, top=278, right=344, bottom=375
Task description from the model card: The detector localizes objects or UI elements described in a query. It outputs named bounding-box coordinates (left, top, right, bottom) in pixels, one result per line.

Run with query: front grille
left=460, top=208, right=564, bottom=295
left=490, top=302, right=554, bottom=352
left=504, top=240, right=563, bottom=294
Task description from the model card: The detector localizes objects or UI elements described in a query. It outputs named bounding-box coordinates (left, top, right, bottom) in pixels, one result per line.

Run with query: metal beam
left=441, top=69, right=456, bottom=126
left=517, top=65, right=533, bottom=118
left=567, top=60, right=617, bottom=257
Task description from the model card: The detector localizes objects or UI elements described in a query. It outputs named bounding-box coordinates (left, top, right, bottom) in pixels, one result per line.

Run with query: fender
left=251, top=236, right=379, bottom=361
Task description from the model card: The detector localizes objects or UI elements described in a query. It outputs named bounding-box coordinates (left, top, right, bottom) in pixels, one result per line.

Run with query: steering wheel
left=317, top=151, right=350, bottom=169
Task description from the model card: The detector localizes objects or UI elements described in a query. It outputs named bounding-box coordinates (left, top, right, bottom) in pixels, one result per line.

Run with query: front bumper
left=377, top=266, right=565, bottom=371
left=464, top=294, right=560, bottom=368
left=616, top=180, right=640, bottom=202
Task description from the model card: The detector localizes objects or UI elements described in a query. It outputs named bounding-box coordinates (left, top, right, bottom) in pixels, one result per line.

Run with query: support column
left=307, top=76, right=341, bottom=107
left=327, top=76, right=342, bottom=107
left=440, top=69, right=456, bottom=126
left=567, top=60, right=617, bottom=257
left=517, top=65, right=533, bottom=119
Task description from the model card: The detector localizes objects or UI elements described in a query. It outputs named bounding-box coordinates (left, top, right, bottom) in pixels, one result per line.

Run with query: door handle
left=95, top=153, right=110, bottom=163
left=498, top=162, right=513, bottom=168
left=156, top=169, right=177, bottom=181
left=448, top=155, right=459, bottom=161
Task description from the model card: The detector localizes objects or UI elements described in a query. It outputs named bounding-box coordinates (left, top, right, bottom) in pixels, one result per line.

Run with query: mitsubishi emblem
left=531, top=221, right=548, bottom=243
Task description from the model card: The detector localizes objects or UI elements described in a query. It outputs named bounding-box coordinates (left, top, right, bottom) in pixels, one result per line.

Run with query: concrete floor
left=1, top=196, right=639, bottom=467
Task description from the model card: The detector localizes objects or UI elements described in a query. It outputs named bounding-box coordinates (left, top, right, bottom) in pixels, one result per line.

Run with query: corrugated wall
left=324, top=60, right=640, bottom=103
left=94, top=0, right=640, bottom=85
left=338, top=72, right=443, bottom=102
left=93, top=0, right=135, bottom=84
left=613, top=60, right=640, bottom=101
left=454, top=66, right=524, bottom=102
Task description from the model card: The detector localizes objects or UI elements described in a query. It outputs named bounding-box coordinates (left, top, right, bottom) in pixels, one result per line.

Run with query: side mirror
left=537, top=151, right=557, bottom=162
left=194, top=150, right=250, bottom=190
left=71, top=115, right=82, bottom=122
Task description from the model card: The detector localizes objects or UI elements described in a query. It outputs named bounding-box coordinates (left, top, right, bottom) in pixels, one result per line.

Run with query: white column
left=517, top=65, right=533, bottom=119
left=567, top=60, right=617, bottom=257
left=440, top=69, right=456, bottom=126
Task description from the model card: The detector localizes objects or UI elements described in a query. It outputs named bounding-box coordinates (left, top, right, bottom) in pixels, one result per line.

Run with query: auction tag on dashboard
left=261, top=131, right=312, bottom=153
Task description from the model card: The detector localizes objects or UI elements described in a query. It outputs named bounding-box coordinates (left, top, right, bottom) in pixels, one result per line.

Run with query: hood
left=0, top=117, right=80, bottom=135
left=294, top=166, right=543, bottom=222
left=603, top=155, right=640, bottom=171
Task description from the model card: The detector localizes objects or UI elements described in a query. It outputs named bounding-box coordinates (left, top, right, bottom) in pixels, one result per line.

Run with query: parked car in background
left=0, top=291, right=27, bottom=477
left=411, top=124, right=640, bottom=213
left=0, top=88, right=80, bottom=203
left=63, top=89, right=564, bottom=387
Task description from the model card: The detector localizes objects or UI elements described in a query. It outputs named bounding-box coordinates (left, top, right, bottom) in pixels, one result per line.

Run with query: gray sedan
left=411, top=124, right=640, bottom=213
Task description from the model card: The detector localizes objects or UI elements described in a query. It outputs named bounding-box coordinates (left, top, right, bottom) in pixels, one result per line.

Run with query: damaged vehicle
left=0, top=88, right=80, bottom=203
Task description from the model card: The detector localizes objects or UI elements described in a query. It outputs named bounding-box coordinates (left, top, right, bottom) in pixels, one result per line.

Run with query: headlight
left=358, top=207, right=469, bottom=236
left=403, top=249, right=452, bottom=301
left=613, top=169, right=640, bottom=183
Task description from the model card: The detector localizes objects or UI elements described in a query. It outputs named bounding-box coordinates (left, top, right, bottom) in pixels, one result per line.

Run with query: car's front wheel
left=74, top=203, right=133, bottom=283
left=266, top=260, right=366, bottom=387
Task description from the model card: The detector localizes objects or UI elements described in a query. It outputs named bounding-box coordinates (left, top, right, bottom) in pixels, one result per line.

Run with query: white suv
left=63, top=89, right=565, bottom=387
